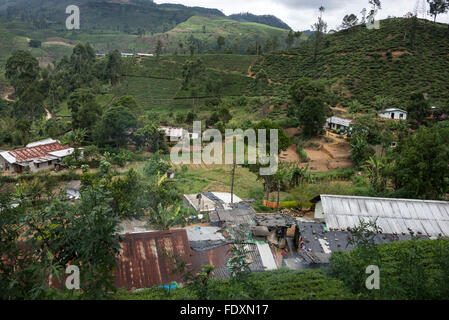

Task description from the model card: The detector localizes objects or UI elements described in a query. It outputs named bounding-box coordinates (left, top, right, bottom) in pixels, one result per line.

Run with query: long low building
left=0, top=138, right=74, bottom=173
left=315, top=195, right=449, bottom=238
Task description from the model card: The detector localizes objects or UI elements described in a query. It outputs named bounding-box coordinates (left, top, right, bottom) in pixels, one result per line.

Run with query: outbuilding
left=377, top=108, right=407, bottom=120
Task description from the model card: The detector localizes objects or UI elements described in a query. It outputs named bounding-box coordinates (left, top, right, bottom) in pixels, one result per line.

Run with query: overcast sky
left=154, top=0, right=449, bottom=30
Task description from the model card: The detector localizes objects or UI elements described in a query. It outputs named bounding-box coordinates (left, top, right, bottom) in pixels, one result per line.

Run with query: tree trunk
left=265, top=176, right=270, bottom=201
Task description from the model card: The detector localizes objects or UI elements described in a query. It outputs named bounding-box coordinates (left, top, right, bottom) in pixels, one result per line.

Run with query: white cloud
left=154, top=0, right=449, bottom=30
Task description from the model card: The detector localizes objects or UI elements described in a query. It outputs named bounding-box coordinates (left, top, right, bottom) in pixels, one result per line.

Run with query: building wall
left=29, top=160, right=57, bottom=173
left=379, top=111, right=407, bottom=120
left=0, top=155, right=7, bottom=170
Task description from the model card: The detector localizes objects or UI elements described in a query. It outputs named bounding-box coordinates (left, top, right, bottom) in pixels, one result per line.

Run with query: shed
left=317, top=195, right=449, bottom=238
left=326, top=116, right=352, bottom=132
left=377, top=108, right=407, bottom=120
left=113, top=230, right=192, bottom=290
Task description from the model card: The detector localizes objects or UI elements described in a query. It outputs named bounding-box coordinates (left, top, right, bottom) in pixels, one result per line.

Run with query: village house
left=160, top=126, right=199, bottom=142
left=293, top=218, right=425, bottom=265
left=377, top=108, right=408, bottom=120
left=430, top=106, right=448, bottom=120
left=314, top=195, right=449, bottom=238
left=325, top=116, right=352, bottom=133
left=0, top=138, right=74, bottom=173
left=183, top=192, right=253, bottom=213
left=288, top=194, right=449, bottom=266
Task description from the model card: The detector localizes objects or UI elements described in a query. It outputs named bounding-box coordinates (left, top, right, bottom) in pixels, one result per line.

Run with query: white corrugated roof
left=256, top=242, right=278, bottom=270
left=321, top=195, right=449, bottom=238
left=326, top=117, right=352, bottom=127
left=0, top=151, right=17, bottom=164
left=378, top=108, right=407, bottom=114
left=48, top=148, right=74, bottom=158
left=26, top=138, right=59, bottom=147
left=211, top=192, right=243, bottom=210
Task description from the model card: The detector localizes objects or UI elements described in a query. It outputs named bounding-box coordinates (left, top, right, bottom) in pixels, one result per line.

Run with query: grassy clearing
left=174, top=164, right=262, bottom=198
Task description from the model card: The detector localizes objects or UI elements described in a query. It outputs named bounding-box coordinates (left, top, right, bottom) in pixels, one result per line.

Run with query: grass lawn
left=174, top=164, right=263, bottom=198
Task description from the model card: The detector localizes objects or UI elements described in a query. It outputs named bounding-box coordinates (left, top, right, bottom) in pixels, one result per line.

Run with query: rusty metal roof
left=114, top=230, right=193, bottom=290
left=8, top=142, right=68, bottom=163
left=191, top=243, right=233, bottom=277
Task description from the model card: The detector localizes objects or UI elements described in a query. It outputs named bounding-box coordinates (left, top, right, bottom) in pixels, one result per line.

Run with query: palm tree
left=274, top=162, right=291, bottom=212
left=147, top=203, right=181, bottom=230
left=364, top=156, right=392, bottom=193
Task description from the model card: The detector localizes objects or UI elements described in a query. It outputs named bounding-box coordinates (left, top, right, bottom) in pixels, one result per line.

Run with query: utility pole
left=230, top=158, right=236, bottom=204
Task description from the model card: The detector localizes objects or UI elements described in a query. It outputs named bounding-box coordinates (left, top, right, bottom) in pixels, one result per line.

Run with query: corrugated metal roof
left=296, top=221, right=426, bottom=264
left=211, top=209, right=256, bottom=224
left=326, top=117, right=352, bottom=127
left=191, top=244, right=233, bottom=279
left=159, top=126, right=187, bottom=139
left=256, top=242, right=277, bottom=270
left=3, top=141, right=71, bottom=163
left=378, top=108, right=407, bottom=114
left=321, top=195, right=449, bottom=238
left=254, top=214, right=296, bottom=228
left=186, top=226, right=225, bottom=242
left=114, top=230, right=192, bottom=290
left=26, top=138, right=58, bottom=147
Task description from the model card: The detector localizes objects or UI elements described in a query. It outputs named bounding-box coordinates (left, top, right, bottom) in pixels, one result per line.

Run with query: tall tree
left=341, top=14, right=359, bottom=30
left=96, top=105, right=137, bottom=147
left=14, top=84, right=45, bottom=121
left=312, top=7, right=327, bottom=63
left=296, top=96, right=327, bottom=137
left=427, top=0, right=449, bottom=22
left=286, top=31, right=295, bottom=48
left=68, top=89, right=102, bottom=139
left=217, top=36, right=225, bottom=53
left=407, top=92, right=431, bottom=124
left=155, top=40, right=163, bottom=59
left=394, top=125, right=449, bottom=199
left=5, top=51, right=40, bottom=97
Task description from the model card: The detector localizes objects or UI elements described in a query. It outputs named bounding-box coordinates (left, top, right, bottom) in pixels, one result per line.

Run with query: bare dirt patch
left=279, top=145, right=300, bottom=163
left=303, top=132, right=352, bottom=172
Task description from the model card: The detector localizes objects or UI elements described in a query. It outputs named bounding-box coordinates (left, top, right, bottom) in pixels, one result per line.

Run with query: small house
left=325, top=117, right=352, bottom=133
left=377, top=108, right=407, bottom=120
left=136, top=53, right=154, bottom=57
left=314, top=194, right=449, bottom=238
left=0, top=138, right=74, bottom=173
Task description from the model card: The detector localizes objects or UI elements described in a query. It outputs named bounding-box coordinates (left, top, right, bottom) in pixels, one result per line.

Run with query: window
left=48, top=160, right=52, bottom=165
left=35, top=163, right=40, bottom=168
left=399, top=113, right=404, bottom=119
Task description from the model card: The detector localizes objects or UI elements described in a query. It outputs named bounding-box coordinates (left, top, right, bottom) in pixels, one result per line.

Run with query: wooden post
left=231, top=159, right=236, bottom=204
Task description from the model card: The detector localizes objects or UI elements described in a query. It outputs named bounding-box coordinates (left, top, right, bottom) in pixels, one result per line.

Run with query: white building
left=326, top=116, right=352, bottom=132
left=377, top=108, right=407, bottom=120
left=160, top=126, right=199, bottom=142
left=0, top=138, right=74, bottom=173
left=136, top=53, right=154, bottom=57
left=314, top=194, right=449, bottom=238
left=183, top=192, right=247, bottom=212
